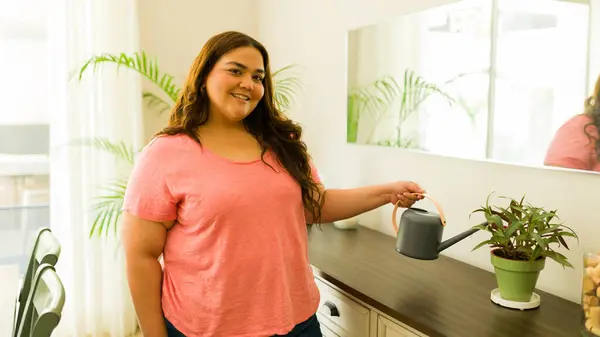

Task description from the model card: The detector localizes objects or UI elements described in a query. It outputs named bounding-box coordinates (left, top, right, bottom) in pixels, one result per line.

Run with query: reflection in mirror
left=346, top=0, right=597, bottom=173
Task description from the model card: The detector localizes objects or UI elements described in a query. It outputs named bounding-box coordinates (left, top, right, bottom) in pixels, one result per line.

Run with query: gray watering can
left=391, top=193, right=479, bottom=260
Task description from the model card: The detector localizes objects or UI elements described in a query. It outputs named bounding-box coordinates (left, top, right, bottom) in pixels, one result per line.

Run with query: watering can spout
left=437, top=227, right=480, bottom=253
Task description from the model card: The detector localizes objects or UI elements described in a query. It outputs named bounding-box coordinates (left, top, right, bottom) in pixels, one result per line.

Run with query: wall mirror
left=346, top=0, right=599, bottom=173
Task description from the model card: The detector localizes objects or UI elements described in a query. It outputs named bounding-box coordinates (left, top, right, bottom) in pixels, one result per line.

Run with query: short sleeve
left=544, top=115, right=597, bottom=171
left=123, top=138, right=178, bottom=221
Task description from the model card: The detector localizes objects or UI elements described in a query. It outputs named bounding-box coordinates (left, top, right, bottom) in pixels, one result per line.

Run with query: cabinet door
left=377, top=315, right=423, bottom=337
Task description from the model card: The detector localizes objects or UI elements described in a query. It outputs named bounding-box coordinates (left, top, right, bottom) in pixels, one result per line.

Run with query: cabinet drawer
left=314, top=277, right=370, bottom=337
left=319, top=321, right=341, bottom=337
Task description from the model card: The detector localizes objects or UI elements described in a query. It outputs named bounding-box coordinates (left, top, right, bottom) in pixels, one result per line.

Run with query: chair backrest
left=13, top=228, right=61, bottom=337
left=15, top=263, right=65, bottom=337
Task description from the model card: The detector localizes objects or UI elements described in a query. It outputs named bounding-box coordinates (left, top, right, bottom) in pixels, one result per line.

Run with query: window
left=0, top=1, right=50, bottom=274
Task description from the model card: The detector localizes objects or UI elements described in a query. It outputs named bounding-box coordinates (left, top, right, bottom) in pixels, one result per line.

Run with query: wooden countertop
left=307, top=224, right=582, bottom=337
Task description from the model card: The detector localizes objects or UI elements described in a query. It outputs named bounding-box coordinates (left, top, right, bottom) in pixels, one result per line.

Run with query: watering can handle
left=392, top=193, right=447, bottom=233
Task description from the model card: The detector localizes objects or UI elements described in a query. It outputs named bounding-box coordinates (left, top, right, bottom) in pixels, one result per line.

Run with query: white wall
left=258, top=0, right=600, bottom=304
left=137, top=0, right=259, bottom=141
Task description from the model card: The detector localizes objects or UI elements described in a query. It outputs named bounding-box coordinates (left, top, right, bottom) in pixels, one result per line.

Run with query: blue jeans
left=165, top=313, right=323, bottom=337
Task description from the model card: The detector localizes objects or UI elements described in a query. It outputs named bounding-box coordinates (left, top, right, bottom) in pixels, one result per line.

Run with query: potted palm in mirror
left=470, top=192, right=578, bottom=309
left=75, top=51, right=303, bottom=238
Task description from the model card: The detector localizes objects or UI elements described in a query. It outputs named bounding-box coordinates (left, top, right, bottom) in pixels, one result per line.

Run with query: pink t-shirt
left=123, top=134, right=321, bottom=336
left=544, top=114, right=600, bottom=172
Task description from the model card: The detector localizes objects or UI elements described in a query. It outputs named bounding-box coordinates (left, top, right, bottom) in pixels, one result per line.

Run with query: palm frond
left=349, top=75, right=400, bottom=117
left=273, top=64, right=303, bottom=112
left=347, top=75, right=402, bottom=143
left=143, top=91, right=172, bottom=114
left=399, top=69, right=454, bottom=119
left=77, top=51, right=180, bottom=103
left=89, top=178, right=128, bottom=238
left=347, top=69, right=458, bottom=146
left=70, top=137, right=136, bottom=164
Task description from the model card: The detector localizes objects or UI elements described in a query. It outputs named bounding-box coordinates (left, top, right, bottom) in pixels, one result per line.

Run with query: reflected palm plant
left=75, top=52, right=302, bottom=237
left=347, top=69, right=464, bottom=148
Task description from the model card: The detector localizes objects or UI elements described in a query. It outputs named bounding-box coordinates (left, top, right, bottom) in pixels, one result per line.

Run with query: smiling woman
left=204, top=48, right=266, bottom=123
left=120, top=30, right=426, bottom=337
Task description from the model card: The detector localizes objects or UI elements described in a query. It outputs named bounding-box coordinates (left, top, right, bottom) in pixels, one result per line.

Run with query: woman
left=121, top=31, right=426, bottom=337
left=544, top=75, right=600, bottom=172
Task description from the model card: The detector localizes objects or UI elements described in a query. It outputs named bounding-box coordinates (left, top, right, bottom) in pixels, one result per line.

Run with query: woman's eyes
left=228, top=68, right=264, bottom=82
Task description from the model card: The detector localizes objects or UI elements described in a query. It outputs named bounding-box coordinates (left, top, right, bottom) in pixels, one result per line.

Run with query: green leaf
left=89, top=178, right=127, bottom=238
left=544, top=250, right=573, bottom=268
left=558, top=223, right=579, bottom=239
left=472, top=224, right=489, bottom=232
left=505, top=220, right=523, bottom=237
left=539, top=224, right=559, bottom=235
left=273, top=64, right=302, bottom=113
left=531, top=245, right=543, bottom=261
left=531, top=232, right=546, bottom=249
left=490, top=208, right=510, bottom=223
left=76, top=51, right=180, bottom=103
left=557, top=235, right=569, bottom=249
left=553, top=231, right=578, bottom=240
left=492, top=206, right=519, bottom=224
left=509, top=199, right=522, bottom=218
left=485, top=214, right=504, bottom=232
left=472, top=239, right=493, bottom=251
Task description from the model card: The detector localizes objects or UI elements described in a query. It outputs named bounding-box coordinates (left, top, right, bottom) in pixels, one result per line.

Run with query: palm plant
left=347, top=69, right=469, bottom=147
left=76, top=51, right=303, bottom=238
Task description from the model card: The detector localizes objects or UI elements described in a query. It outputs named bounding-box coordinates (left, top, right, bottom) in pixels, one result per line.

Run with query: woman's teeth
left=231, top=93, right=249, bottom=101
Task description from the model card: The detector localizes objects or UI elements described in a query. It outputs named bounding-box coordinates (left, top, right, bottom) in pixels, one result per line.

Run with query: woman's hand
left=387, top=181, right=426, bottom=208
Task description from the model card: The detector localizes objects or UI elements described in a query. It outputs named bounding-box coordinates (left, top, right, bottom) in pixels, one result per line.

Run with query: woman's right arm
left=121, top=136, right=180, bottom=335
left=122, top=212, right=174, bottom=337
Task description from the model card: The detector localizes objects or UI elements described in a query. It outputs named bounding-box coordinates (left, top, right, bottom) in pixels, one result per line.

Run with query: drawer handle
left=323, top=301, right=340, bottom=317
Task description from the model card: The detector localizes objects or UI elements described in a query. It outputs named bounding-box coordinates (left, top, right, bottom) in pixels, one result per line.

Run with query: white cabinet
left=320, top=323, right=341, bottom=337
left=314, top=276, right=428, bottom=337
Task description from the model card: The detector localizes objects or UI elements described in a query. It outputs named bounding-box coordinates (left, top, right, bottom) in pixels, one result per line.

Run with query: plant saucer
left=490, top=288, right=540, bottom=310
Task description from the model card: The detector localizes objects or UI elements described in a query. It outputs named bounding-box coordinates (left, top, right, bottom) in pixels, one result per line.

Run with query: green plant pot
left=490, top=249, right=546, bottom=302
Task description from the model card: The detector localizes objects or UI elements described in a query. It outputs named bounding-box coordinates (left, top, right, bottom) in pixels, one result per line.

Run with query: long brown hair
left=584, top=75, right=600, bottom=160
left=155, top=31, right=324, bottom=224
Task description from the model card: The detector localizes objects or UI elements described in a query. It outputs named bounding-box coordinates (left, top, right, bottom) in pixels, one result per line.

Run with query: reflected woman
left=544, top=75, right=600, bottom=172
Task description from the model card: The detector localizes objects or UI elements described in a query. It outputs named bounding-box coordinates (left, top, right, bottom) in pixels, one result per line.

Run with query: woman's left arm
left=312, top=181, right=425, bottom=223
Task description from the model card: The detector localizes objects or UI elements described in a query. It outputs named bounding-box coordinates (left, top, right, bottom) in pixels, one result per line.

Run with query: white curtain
left=47, top=0, right=143, bottom=336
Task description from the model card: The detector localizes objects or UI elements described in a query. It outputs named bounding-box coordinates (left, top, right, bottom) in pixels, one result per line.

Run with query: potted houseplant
left=470, top=192, right=578, bottom=303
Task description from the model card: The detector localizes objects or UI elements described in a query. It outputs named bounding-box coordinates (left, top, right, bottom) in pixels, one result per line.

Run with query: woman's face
left=204, top=46, right=265, bottom=124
